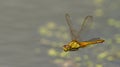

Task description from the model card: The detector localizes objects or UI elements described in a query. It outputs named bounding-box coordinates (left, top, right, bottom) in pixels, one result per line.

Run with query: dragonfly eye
left=63, top=45, right=70, bottom=52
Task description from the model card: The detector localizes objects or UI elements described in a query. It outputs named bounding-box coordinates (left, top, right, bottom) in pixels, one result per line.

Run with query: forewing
left=65, top=13, right=77, bottom=40
left=76, top=16, right=93, bottom=41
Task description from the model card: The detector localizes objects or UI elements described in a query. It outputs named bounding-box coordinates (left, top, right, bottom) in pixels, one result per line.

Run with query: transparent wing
left=87, top=37, right=100, bottom=41
left=65, top=13, right=77, bottom=40
left=76, top=16, right=93, bottom=41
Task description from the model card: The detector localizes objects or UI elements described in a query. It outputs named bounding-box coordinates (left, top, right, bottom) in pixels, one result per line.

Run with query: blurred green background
left=0, top=0, right=120, bottom=67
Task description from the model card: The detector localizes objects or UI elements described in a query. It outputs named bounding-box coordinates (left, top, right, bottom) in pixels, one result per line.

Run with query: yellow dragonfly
left=63, top=13, right=105, bottom=52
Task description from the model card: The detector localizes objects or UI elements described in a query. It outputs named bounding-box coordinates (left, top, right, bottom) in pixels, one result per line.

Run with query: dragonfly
left=63, top=13, right=105, bottom=52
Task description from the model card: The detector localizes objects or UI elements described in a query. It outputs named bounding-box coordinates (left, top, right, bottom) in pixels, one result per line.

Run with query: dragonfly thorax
left=68, top=40, right=80, bottom=48
left=63, top=40, right=80, bottom=52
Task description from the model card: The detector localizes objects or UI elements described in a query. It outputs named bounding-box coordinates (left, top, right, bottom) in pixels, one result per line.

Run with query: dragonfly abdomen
left=79, top=39, right=105, bottom=48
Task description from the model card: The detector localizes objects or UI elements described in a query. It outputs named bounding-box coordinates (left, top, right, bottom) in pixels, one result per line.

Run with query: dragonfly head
left=63, top=45, right=70, bottom=52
